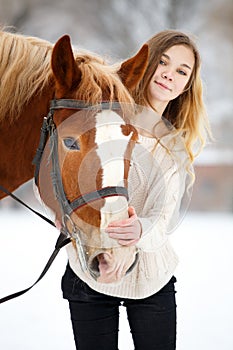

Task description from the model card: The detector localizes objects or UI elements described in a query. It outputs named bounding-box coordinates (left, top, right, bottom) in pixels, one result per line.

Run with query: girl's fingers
left=105, top=206, right=142, bottom=245
left=109, top=232, right=135, bottom=240
left=118, top=238, right=140, bottom=246
left=107, top=206, right=137, bottom=227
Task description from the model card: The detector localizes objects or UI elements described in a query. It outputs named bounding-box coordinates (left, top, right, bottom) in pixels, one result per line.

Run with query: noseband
left=33, top=99, right=129, bottom=228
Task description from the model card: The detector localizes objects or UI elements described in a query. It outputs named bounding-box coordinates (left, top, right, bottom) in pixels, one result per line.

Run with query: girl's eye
left=159, top=59, right=166, bottom=65
left=178, top=69, right=187, bottom=76
left=63, top=137, right=80, bottom=150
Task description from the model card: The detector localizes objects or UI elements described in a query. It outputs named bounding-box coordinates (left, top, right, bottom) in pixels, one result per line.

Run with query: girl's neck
left=147, top=100, right=168, bottom=117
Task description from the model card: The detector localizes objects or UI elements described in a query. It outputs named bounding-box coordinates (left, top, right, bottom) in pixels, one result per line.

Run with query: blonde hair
left=132, top=30, right=212, bottom=162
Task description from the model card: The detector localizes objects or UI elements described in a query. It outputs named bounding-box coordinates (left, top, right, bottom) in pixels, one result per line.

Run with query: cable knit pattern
left=67, top=132, right=192, bottom=299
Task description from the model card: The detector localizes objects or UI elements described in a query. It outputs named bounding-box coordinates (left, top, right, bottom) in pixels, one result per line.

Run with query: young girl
left=61, top=30, right=211, bottom=349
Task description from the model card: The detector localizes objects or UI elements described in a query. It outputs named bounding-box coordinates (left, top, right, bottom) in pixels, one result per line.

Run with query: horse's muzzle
left=87, top=248, right=139, bottom=283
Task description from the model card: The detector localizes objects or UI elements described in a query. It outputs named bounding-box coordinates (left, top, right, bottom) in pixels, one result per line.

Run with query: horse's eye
left=63, top=137, right=80, bottom=150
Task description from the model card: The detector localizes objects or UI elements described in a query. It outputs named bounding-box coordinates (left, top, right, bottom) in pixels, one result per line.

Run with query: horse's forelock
left=73, top=52, right=135, bottom=109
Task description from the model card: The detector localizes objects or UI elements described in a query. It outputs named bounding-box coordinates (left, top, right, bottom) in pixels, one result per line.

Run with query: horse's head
left=38, top=35, right=148, bottom=283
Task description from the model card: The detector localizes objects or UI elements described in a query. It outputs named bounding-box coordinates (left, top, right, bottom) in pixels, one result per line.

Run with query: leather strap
left=0, top=185, right=71, bottom=304
left=0, top=185, right=55, bottom=227
left=0, top=231, right=71, bottom=304
left=70, top=186, right=128, bottom=211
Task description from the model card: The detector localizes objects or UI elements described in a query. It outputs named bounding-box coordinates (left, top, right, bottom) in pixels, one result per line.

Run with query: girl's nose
left=161, top=72, right=173, bottom=81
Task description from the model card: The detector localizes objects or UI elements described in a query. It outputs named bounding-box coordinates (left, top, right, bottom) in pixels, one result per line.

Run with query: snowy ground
left=0, top=208, right=232, bottom=350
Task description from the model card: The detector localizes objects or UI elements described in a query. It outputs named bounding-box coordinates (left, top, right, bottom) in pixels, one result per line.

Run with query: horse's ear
left=118, top=44, right=149, bottom=90
left=51, top=35, right=81, bottom=96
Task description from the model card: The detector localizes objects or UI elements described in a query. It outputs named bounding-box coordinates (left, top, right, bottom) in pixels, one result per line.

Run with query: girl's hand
left=105, top=206, right=142, bottom=246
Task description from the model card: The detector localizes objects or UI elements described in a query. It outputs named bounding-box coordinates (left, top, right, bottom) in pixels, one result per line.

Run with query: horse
left=0, top=30, right=148, bottom=283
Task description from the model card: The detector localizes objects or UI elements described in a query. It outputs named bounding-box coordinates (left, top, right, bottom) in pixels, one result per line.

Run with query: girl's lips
left=155, top=81, right=172, bottom=91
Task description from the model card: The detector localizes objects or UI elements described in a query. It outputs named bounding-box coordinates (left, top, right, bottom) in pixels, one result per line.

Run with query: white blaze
left=95, top=110, right=131, bottom=189
left=95, top=110, right=132, bottom=236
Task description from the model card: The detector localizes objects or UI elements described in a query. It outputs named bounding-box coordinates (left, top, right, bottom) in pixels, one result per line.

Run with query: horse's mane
left=0, top=30, right=134, bottom=123
left=0, top=31, right=53, bottom=122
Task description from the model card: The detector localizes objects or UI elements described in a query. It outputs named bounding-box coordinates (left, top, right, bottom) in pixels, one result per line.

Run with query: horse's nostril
left=89, top=252, right=111, bottom=278
left=89, top=256, right=100, bottom=276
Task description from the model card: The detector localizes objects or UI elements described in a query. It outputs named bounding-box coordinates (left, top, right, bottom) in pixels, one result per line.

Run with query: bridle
left=33, top=99, right=129, bottom=236
left=33, top=99, right=132, bottom=275
left=0, top=99, right=135, bottom=303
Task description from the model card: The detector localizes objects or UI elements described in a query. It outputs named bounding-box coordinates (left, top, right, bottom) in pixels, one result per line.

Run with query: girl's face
left=147, top=44, right=195, bottom=115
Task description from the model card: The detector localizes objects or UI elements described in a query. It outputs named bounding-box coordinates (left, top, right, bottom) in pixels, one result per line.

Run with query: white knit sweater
left=67, top=128, right=192, bottom=299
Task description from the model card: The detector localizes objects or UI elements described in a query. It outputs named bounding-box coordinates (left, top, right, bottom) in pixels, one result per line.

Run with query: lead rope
left=0, top=185, right=71, bottom=304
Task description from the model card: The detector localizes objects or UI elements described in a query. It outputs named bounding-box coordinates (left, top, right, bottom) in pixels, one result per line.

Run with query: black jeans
left=62, top=264, right=177, bottom=350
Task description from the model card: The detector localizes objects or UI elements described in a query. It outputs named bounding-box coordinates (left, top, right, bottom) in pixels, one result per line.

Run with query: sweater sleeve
left=128, top=138, right=192, bottom=252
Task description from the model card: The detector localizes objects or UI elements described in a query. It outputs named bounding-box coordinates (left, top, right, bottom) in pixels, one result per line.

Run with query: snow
left=0, top=208, right=232, bottom=349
